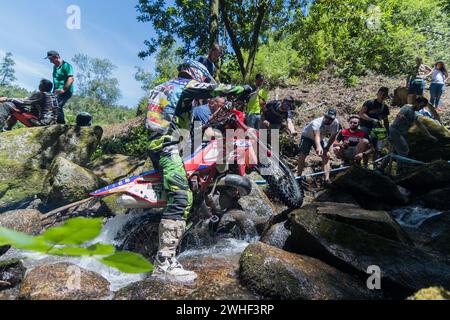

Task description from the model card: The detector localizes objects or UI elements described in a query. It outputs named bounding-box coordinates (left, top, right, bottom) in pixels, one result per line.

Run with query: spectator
left=262, top=96, right=297, bottom=133
left=297, top=109, right=340, bottom=184
left=333, top=115, right=373, bottom=167
left=196, top=43, right=223, bottom=79
left=45, top=50, right=75, bottom=124
left=244, top=74, right=268, bottom=129
left=406, top=56, right=432, bottom=105
left=359, top=87, right=390, bottom=135
left=429, top=60, right=449, bottom=112
left=0, top=79, right=59, bottom=130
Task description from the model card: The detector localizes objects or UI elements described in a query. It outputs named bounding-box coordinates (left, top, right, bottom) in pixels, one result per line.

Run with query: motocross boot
left=152, top=219, right=198, bottom=283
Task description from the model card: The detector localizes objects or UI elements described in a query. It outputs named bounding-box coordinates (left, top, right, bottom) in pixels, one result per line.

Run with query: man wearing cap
left=244, top=74, right=268, bottom=129
left=297, top=109, right=340, bottom=184
left=45, top=51, right=74, bottom=124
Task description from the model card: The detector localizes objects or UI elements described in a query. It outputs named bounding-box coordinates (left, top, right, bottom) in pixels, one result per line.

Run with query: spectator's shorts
left=299, top=136, right=325, bottom=156
left=245, top=114, right=262, bottom=129
left=408, top=78, right=425, bottom=96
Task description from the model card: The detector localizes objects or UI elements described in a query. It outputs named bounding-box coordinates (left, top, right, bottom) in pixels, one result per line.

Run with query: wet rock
left=332, top=166, right=407, bottom=209
left=288, top=205, right=450, bottom=295
left=19, top=263, right=110, bottom=300
left=218, top=209, right=267, bottom=238
left=0, top=287, right=19, bottom=300
left=239, top=242, right=381, bottom=300
left=260, top=220, right=292, bottom=250
left=408, top=287, right=450, bottom=300
left=419, top=213, right=450, bottom=255
left=313, top=202, right=412, bottom=244
left=238, top=178, right=277, bottom=219
left=397, top=161, right=450, bottom=195
left=0, top=125, right=102, bottom=212
left=0, top=259, right=26, bottom=290
left=314, top=189, right=360, bottom=206
left=421, top=185, right=450, bottom=210
left=114, top=255, right=256, bottom=300
left=408, top=117, right=450, bottom=162
left=41, top=157, right=106, bottom=207
left=88, top=154, right=144, bottom=184
left=0, top=209, right=43, bottom=235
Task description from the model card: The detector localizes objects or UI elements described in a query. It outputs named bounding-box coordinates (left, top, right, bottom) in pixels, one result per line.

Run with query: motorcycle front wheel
left=256, top=156, right=304, bottom=209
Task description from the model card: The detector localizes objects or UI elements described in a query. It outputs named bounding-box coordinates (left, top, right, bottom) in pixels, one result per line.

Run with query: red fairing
left=11, top=110, right=38, bottom=127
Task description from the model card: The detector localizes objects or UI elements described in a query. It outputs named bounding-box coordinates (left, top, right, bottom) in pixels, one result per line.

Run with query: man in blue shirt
left=196, top=44, right=223, bottom=79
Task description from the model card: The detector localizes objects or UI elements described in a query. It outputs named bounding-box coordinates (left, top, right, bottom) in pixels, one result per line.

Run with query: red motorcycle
left=90, top=99, right=303, bottom=259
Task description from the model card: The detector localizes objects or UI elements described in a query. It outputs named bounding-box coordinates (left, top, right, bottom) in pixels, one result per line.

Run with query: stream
left=0, top=213, right=257, bottom=294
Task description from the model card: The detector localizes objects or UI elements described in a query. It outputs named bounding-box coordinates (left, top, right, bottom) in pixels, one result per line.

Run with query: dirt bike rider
left=145, top=59, right=251, bottom=282
left=0, top=79, right=59, bottom=131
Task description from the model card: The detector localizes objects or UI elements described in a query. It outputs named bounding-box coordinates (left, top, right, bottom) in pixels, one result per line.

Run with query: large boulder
left=41, top=157, right=105, bottom=207
left=421, top=185, right=450, bottom=210
left=19, top=263, right=110, bottom=300
left=408, top=116, right=450, bottom=162
left=288, top=206, right=450, bottom=296
left=418, top=212, right=450, bottom=255
left=0, top=209, right=43, bottom=235
left=0, top=259, right=26, bottom=291
left=332, top=166, right=407, bottom=209
left=260, top=220, right=292, bottom=250
left=397, top=161, right=450, bottom=195
left=114, top=255, right=256, bottom=300
left=312, top=202, right=412, bottom=244
left=0, top=125, right=102, bottom=212
left=239, top=242, right=381, bottom=300
left=88, top=154, right=144, bottom=184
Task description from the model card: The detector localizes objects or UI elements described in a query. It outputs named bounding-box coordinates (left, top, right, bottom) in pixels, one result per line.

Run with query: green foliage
left=0, top=52, right=17, bottom=86
left=222, top=36, right=304, bottom=87
left=72, top=53, right=122, bottom=105
left=100, top=251, right=154, bottom=274
left=292, top=0, right=450, bottom=80
left=92, top=124, right=149, bottom=160
left=0, top=217, right=153, bottom=274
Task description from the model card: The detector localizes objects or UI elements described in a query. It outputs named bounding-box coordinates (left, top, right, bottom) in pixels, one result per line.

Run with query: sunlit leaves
left=100, top=251, right=154, bottom=274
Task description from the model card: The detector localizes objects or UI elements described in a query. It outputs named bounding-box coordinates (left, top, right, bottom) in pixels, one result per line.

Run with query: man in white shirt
left=297, top=109, right=340, bottom=184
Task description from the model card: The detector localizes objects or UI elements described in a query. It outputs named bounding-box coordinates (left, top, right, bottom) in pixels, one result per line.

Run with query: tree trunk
left=220, top=0, right=247, bottom=80
left=210, top=0, right=220, bottom=48
left=244, top=1, right=268, bottom=82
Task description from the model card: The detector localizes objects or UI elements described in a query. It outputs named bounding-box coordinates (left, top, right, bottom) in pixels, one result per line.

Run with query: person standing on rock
left=0, top=79, right=59, bottom=131
left=297, top=109, right=340, bottom=184
left=45, top=50, right=75, bottom=124
left=359, top=87, right=390, bottom=136
left=244, top=74, right=269, bottom=129
left=380, top=97, right=438, bottom=174
left=145, top=59, right=251, bottom=283
left=196, top=43, right=223, bottom=79
left=429, top=61, right=448, bottom=112
left=406, top=56, right=433, bottom=105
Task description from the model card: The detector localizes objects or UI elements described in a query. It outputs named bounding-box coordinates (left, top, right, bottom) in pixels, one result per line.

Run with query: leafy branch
left=0, top=217, right=153, bottom=274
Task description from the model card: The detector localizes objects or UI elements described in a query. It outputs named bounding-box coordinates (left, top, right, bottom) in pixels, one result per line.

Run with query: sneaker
left=152, top=256, right=198, bottom=283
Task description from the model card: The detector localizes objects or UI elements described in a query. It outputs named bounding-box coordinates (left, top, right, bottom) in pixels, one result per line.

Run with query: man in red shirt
left=333, top=115, right=373, bottom=167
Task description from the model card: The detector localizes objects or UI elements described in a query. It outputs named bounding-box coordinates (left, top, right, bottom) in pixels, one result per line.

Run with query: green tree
left=136, top=0, right=306, bottom=81
left=72, top=54, right=122, bottom=105
left=134, top=66, right=154, bottom=93
left=0, top=52, right=17, bottom=86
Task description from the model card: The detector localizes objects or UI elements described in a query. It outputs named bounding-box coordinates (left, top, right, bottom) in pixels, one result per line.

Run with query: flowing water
left=0, top=214, right=256, bottom=294
left=391, top=205, right=444, bottom=229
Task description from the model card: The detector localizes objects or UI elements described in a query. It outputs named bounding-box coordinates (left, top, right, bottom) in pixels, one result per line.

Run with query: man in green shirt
left=245, top=74, right=268, bottom=129
left=45, top=50, right=75, bottom=124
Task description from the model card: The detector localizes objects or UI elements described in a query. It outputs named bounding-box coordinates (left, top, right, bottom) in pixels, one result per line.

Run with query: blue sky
left=0, top=0, right=157, bottom=107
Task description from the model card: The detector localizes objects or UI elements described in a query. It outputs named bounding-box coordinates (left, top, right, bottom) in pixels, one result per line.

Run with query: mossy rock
left=0, top=125, right=102, bottom=211
left=88, top=154, right=144, bottom=184
left=408, top=116, right=450, bottom=162
left=42, top=157, right=106, bottom=207
left=0, top=259, right=26, bottom=290
left=408, top=287, right=450, bottom=300
left=239, top=242, right=381, bottom=300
